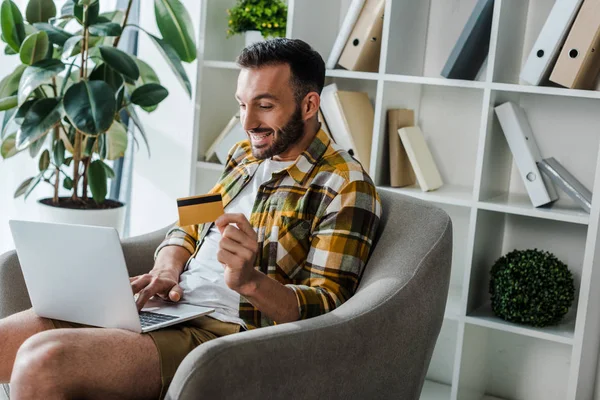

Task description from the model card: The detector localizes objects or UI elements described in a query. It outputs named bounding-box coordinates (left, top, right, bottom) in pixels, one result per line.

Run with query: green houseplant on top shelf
left=226, top=0, right=287, bottom=47
left=0, top=0, right=196, bottom=235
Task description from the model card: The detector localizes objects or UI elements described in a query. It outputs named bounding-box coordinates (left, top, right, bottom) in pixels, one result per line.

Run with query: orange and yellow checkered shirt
left=154, top=129, right=382, bottom=330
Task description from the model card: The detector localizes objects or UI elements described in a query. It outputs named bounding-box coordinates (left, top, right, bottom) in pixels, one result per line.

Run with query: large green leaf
left=1, top=0, right=26, bottom=52
left=63, top=80, right=116, bottom=135
left=0, top=94, right=17, bottom=110
left=14, top=176, right=34, bottom=197
left=89, top=62, right=123, bottom=91
left=131, top=83, right=168, bottom=108
left=14, top=98, right=35, bottom=124
left=104, top=119, right=127, bottom=160
left=1, top=106, right=16, bottom=139
left=33, top=22, right=72, bottom=46
left=74, top=0, right=99, bottom=26
left=0, top=64, right=26, bottom=97
left=147, top=33, right=191, bottom=96
left=60, top=34, right=81, bottom=58
left=154, top=0, right=196, bottom=63
left=28, top=130, right=46, bottom=156
left=19, top=30, right=49, bottom=65
left=4, top=43, right=16, bottom=54
left=15, top=97, right=61, bottom=149
left=98, top=46, right=139, bottom=80
left=60, top=0, right=74, bottom=17
left=38, top=147, right=49, bottom=170
left=26, top=0, right=56, bottom=23
left=87, top=159, right=106, bottom=203
left=0, top=132, right=18, bottom=158
left=88, top=21, right=121, bottom=37
left=52, top=135, right=64, bottom=165
left=125, top=104, right=150, bottom=156
left=23, top=171, right=42, bottom=199
left=134, top=57, right=160, bottom=112
left=18, top=58, right=65, bottom=104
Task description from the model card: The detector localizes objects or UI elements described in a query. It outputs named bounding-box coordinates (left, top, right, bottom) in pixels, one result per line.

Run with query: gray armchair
left=0, top=188, right=452, bottom=400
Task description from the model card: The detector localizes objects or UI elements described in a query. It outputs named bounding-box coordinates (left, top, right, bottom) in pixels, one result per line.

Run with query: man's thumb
left=169, top=285, right=183, bottom=302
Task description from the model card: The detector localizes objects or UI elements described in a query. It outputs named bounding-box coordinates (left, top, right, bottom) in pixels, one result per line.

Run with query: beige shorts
left=48, top=315, right=244, bottom=399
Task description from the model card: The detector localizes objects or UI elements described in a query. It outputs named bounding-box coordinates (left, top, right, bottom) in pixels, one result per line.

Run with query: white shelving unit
left=188, top=1, right=600, bottom=399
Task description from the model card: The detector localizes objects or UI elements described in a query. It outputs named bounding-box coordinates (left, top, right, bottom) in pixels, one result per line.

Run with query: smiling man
left=0, top=38, right=381, bottom=400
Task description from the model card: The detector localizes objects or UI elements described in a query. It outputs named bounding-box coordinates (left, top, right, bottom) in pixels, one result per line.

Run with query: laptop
left=8, top=219, right=215, bottom=333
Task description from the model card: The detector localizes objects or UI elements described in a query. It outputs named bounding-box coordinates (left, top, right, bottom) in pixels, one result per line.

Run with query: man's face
left=235, top=64, right=305, bottom=160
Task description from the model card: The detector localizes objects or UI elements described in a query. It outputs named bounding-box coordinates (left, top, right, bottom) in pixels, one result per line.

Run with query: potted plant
left=0, top=0, right=197, bottom=235
left=226, top=0, right=287, bottom=47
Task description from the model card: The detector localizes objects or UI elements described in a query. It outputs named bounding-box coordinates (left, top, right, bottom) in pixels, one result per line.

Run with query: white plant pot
left=244, top=30, right=265, bottom=47
left=36, top=198, right=127, bottom=237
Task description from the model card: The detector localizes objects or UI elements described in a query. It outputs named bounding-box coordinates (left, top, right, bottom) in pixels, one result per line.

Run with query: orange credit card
left=176, top=193, right=224, bottom=226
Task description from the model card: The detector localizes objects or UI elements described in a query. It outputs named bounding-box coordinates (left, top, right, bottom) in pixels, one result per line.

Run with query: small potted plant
left=489, top=248, right=575, bottom=327
left=226, top=0, right=287, bottom=47
left=0, top=0, right=197, bottom=235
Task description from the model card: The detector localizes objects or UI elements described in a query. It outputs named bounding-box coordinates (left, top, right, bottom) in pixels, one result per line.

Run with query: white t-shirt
left=178, top=157, right=294, bottom=329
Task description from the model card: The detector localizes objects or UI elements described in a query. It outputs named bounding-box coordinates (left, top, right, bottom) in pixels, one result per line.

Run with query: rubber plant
left=0, top=0, right=196, bottom=208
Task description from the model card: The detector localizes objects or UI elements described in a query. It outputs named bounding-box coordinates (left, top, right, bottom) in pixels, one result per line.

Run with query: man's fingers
left=215, top=213, right=256, bottom=239
left=168, top=284, right=183, bottom=302
left=130, top=275, right=152, bottom=294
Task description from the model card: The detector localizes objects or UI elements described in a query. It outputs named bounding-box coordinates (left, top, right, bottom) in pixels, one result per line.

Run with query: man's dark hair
left=236, top=38, right=326, bottom=104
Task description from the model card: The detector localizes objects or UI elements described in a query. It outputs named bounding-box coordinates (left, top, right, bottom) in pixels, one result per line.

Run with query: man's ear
left=302, top=92, right=320, bottom=121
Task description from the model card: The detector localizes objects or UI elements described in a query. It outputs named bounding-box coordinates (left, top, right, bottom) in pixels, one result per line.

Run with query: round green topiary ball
left=489, top=248, right=575, bottom=327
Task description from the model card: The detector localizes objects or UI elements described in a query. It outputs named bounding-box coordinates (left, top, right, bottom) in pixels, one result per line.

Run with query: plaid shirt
left=154, top=129, right=382, bottom=330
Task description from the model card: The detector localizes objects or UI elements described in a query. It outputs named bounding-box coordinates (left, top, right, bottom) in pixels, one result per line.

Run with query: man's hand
left=130, top=246, right=190, bottom=311
left=215, top=213, right=260, bottom=295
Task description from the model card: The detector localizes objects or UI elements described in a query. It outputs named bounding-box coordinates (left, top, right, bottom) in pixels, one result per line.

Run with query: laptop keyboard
left=139, top=311, right=178, bottom=328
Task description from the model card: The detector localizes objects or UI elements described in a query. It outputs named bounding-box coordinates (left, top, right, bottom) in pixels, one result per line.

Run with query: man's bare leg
left=9, top=326, right=161, bottom=400
left=0, top=308, right=54, bottom=383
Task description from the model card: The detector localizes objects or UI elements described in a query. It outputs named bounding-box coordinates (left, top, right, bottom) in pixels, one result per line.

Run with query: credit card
left=176, top=193, right=224, bottom=226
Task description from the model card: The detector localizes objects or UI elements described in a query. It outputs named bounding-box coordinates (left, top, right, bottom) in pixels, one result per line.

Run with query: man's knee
left=12, top=331, right=66, bottom=382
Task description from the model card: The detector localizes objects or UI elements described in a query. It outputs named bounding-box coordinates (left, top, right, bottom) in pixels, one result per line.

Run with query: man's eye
left=259, top=105, right=272, bottom=109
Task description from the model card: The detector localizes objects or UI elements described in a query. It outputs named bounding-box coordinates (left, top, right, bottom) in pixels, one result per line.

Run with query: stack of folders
left=441, top=0, right=495, bottom=81
left=494, top=101, right=593, bottom=213
left=320, top=83, right=374, bottom=174
left=520, top=0, right=600, bottom=90
left=326, top=0, right=385, bottom=72
left=205, top=114, right=246, bottom=164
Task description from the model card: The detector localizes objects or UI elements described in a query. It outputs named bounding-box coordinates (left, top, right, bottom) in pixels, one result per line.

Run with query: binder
left=398, top=126, right=443, bottom=192
left=440, top=0, right=495, bottom=80
left=204, top=114, right=246, bottom=164
left=494, top=101, right=558, bottom=207
left=387, top=109, right=416, bottom=187
left=337, top=0, right=385, bottom=73
left=537, top=157, right=592, bottom=213
left=549, top=0, right=600, bottom=90
left=520, top=0, right=584, bottom=86
left=326, top=0, right=366, bottom=70
left=334, top=90, right=375, bottom=173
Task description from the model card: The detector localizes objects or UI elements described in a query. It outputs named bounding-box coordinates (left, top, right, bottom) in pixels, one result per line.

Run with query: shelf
left=465, top=303, right=575, bottom=345
left=383, top=73, right=487, bottom=90
left=490, top=82, right=600, bottom=100
left=203, top=60, right=240, bottom=70
left=420, top=380, right=452, bottom=400
left=381, top=184, right=473, bottom=208
left=326, top=69, right=379, bottom=81
left=477, top=193, right=590, bottom=225
left=197, top=160, right=226, bottom=172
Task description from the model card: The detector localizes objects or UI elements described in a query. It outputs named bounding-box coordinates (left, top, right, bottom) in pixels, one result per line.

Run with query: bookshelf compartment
left=203, top=0, right=247, bottom=63
left=197, top=68, right=240, bottom=161
left=385, top=0, right=490, bottom=81
left=492, top=0, right=600, bottom=90
left=457, top=324, right=571, bottom=400
left=478, top=90, right=600, bottom=217
left=422, top=319, right=459, bottom=399
left=375, top=81, right=483, bottom=194
left=466, top=209, right=584, bottom=342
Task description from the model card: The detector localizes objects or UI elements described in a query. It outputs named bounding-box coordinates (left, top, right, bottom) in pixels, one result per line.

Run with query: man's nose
left=241, top=108, right=262, bottom=133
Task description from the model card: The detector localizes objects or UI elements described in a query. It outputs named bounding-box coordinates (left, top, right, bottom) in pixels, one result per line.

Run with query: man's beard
left=251, top=105, right=305, bottom=160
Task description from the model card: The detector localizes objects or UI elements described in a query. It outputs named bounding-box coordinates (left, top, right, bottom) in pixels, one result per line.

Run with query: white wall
left=127, top=0, right=201, bottom=237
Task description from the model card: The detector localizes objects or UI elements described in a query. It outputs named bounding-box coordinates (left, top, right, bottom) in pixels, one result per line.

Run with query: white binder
left=320, top=83, right=360, bottom=161
left=494, top=101, right=558, bottom=207
left=519, top=0, right=584, bottom=86
left=326, top=0, right=366, bottom=69
left=398, top=126, right=443, bottom=192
